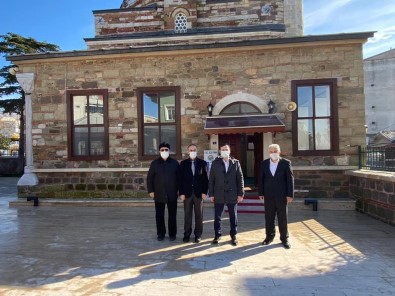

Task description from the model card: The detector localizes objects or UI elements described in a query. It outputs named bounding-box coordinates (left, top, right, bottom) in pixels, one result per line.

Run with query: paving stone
left=0, top=177, right=394, bottom=295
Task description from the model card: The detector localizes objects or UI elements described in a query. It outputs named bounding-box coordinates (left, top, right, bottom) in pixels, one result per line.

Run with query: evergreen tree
left=0, top=33, right=60, bottom=165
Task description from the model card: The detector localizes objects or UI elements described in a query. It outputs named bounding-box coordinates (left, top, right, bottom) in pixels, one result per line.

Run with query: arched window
left=220, top=102, right=261, bottom=115
left=174, top=13, right=187, bottom=33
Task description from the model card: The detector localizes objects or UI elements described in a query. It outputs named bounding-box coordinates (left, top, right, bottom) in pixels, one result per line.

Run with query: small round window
left=175, top=13, right=187, bottom=33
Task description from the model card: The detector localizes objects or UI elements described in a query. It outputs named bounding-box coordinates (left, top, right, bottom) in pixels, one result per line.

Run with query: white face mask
left=189, top=151, right=197, bottom=159
left=160, top=151, right=169, bottom=160
left=220, top=150, right=230, bottom=158
left=270, top=153, right=280, bottom=161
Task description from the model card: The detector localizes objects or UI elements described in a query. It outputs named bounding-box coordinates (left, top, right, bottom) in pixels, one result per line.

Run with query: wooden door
left=219, top=134, right=242, bottom=162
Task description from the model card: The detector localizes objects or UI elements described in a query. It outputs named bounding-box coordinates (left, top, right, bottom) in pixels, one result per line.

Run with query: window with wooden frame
left=137, top=86, right=181, bottom=160
left=291, top=79, right=339, bottom=156
left=67, top=89, right=109, bottom=161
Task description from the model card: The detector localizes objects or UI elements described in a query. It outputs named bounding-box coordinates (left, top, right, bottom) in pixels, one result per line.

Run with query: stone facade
left=25, top=44, right=366, bottom=168
left=293, top=169, right=350, bottom=199
left=12, top=40, right=368, bottom=198
left=95, top=0, right=299, bottom=35
left=87, top=0, right=301, bottom=49
left=8, top=0, right=372, bottom=199
left=347, top=170, right=395, bottom=225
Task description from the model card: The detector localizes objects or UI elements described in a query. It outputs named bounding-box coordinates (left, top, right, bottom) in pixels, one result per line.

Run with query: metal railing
left=359, top=146, right=395, bottom=172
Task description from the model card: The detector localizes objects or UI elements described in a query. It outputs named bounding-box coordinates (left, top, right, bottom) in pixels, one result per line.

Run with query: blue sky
left=0, top=0, right=394, bottom=64
left=304, top=0, right=395, bottom=58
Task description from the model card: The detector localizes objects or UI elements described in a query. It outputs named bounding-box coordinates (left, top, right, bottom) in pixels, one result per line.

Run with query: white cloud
left=304, top=0, right=395, bottom=57
left=304, top=0, right=354, bottom=30
left=368, top=26, right=395, bottom=44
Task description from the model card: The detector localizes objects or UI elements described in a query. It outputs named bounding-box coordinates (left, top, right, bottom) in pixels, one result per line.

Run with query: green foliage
left=0, top=33, right=60, bottom=158
left=0, top=133, right=11, bottom=150
left=0, top=33, right=60, bottom=113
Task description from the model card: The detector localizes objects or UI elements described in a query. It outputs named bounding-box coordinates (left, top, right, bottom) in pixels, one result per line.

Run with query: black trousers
left=155, top=201, right=177, bottom=237
left=214, top=203, right=238, bottom=237
left=264, top=197, right=289, bottom=242
left=183, top=193, right=203, bottom=238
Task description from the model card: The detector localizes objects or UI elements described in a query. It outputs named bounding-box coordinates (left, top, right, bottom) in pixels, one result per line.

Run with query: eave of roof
left=84, top=24, right=286, bottom=42
left=7, top=31, right=375, bottom=63
left=204, top=114, right=285, bottom=135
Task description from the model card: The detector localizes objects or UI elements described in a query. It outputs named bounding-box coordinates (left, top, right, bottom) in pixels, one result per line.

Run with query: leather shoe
left=183, top=236, right=190, bottom=243
left=262, top=238, right=273, bottom=245
left=169, top=236, right=176, bottom=241
left=194, top=237, right=201, bottom=243
left=282, top=241, right=291, bottom=249
left=212, top=236, right=221, bottom=244
left=231, top=236, right=238, bottom=246
left=157, top=235, right=165, bottom=241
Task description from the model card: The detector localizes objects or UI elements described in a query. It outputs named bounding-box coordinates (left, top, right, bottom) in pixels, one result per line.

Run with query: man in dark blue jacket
left=179, top=144, right=209, bottom=243
left=147, top=142, right=180, bottom=241
left=258, top=144, right=294, bottom=249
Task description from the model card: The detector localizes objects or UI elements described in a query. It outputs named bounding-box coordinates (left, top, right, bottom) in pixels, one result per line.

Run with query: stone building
left=8, top=0, right=373, bottom=199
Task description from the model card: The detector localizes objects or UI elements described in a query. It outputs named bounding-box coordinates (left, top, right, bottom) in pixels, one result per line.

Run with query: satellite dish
left=286, top=102, right=297, bottom=112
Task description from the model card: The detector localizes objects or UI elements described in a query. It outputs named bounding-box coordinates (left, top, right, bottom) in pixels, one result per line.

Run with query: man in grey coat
left=209, top=144, right=244, bottom=246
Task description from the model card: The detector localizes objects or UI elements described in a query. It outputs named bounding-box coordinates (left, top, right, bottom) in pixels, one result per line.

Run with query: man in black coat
left=258, top=144, right=294, bottom=249
left=147, top=142, right=180, bottom=241
left=209, top=144, right=244, bottom=246
left=179, top=144, right=209, bottom=243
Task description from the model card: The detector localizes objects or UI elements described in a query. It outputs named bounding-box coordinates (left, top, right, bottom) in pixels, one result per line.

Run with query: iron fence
left=359, top=146, right=395, bottom=172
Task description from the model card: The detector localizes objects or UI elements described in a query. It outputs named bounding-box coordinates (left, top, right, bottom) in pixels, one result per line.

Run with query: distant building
left=0, top=113, right=20, bottom=156
left=364, top=48, right=395, bottom=144
left=0, top=113, right=20, bottom=138
left=370, top=130, right=395, bottom=147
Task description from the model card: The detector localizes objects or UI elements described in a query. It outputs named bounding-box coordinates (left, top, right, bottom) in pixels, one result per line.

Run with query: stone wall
left=22, top=43, right=365, bottom=170
left=196, top=0, right=284, bottom=28
left=347, top=170, right=395, bottom=225
left=0, top=157, right=23, bottom=176
left=94, top=9, right=163, bottom=36
left=18, top=171, right=147, bottom=199
left=94, top=0, right=298, bottom=36
left=293, top=169, right=350, bottom=199
left=16, top=41, right=366, bottom=198
left=18, top=168, right=353, bottom=199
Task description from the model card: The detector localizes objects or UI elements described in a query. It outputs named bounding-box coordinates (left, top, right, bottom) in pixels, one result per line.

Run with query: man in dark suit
left=258, top=144, right=294, bottom=249
left=147, top=142, right=180, bottom=242
left=209, top=144, right=244, bottom=246
left=179, top=144, right=209, bottom=243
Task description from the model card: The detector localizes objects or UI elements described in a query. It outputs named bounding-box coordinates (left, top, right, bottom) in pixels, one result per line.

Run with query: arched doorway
left=204, top=96, right=286, bottom=186
left=218, top=102, right=263, bottom=186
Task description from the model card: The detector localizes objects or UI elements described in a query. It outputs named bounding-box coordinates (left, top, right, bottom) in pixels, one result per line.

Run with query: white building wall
left=364, top=56, right=395, bottom=143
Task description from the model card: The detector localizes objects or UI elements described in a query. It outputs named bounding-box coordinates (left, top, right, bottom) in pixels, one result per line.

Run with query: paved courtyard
left=0, top=177, right=394, bottom=295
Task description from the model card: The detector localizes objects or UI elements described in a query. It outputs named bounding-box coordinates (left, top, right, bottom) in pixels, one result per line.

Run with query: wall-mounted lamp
left=9, top=66, right=19, bottom=76
left=267, top=99, right=276, bottom=114
left=207, top=102, right=214, bottom=116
